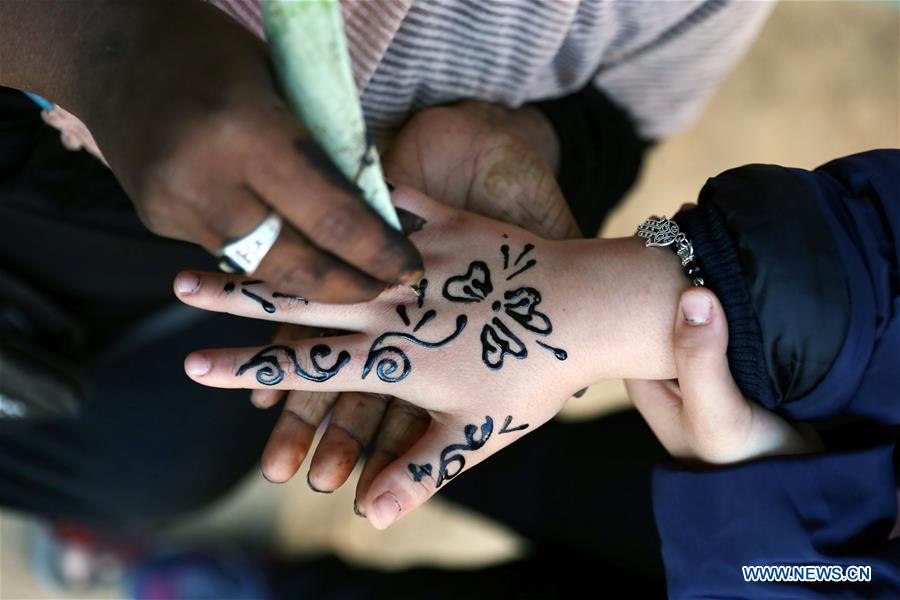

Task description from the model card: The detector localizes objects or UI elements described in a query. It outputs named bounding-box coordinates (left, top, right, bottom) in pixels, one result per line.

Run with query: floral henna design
left=442, top=244, right=568, bottom=369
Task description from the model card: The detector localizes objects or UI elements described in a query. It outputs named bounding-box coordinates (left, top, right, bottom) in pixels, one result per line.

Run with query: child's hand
left=627, top=288, right=822, bottom=467
left=175, top=186, right=614, bottom=528
left=246, top=98, right=582, bottom=498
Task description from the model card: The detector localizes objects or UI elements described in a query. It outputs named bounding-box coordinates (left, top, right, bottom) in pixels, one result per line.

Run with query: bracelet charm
left=636, top=216, right=705, bottom=286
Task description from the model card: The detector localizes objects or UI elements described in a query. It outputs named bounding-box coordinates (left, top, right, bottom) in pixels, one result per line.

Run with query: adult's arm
left=0, top=0, right=423, bottom=303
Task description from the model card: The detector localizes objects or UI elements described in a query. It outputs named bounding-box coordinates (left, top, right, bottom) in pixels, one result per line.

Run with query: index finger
left=249, top=128, right=423, bottom=287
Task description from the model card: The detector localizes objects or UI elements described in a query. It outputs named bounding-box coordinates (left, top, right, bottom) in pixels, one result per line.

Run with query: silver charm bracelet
left=636, top=216, right=705, bottom=287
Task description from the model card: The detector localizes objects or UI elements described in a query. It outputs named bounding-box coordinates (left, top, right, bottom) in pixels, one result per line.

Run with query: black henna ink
left=499, top=415, right=529, bottom=434
left=413, top=309, right=436, bottom=332
left=416, top=279, right=428, bottom=308
left=241, top=288, right=276, bottom=313
left=224, top=282, right=235, bottom=294
left=481, top=317, right=527, bottom=369
left=514, top=244, right=535, bottom=266
left=397, top=207, right=427, bottom=235
left=396, top=304, right=411, bottom=326
left=408, top=463, right=433, bottom=482
left=505, top=259, right=536, bottom=281
left=503, top=288, right=552, bottom=334
left=362, top=315, right=468, bottom=382
left=442, top=261, right=492, bottom=303
left=236, top=344, right=350, bottom=384
left=441, top=244, right=570, bottom=371
left=536, top=340, right=568, bottom=361
left=435, top=416, right=493, bottom=488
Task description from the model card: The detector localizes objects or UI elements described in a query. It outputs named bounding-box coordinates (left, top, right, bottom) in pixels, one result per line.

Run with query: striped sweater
left=214, top=0, right=772, bottom=140
left=43, top=0, right=773, bottom=158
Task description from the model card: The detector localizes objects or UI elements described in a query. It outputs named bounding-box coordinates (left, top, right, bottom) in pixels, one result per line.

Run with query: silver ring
left=216, top=213, right=282, bottom=275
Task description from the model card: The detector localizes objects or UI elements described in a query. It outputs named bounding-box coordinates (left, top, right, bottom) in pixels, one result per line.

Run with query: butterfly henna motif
left=442, top=243, right=568, bottom=370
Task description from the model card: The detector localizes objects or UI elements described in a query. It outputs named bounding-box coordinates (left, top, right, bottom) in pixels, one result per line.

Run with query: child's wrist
left=548, top=236, right=689, bottom=385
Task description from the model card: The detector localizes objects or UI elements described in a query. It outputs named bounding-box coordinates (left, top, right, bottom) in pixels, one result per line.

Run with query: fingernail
left=306, top=473, right=333, bottom=494
left=260, top=466, right=282, bottom=485
left=373, top=491, right=401, bottom=528
left=396, top=207, right=427, bottom=235
left=681, top=290, right=711, bottom=325
left=353, top=499, right=366, bottom=518
left=175, top=272, right=200, bottom=295
left=397, top=268, right=425, bottom=286
left=184, top=353, right=211, bottom=376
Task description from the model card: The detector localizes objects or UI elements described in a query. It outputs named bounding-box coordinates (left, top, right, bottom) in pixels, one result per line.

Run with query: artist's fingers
left=360, top=414, right=524, bottom=529
left=247, top=225, right=388, bottom=304
left=305, top=392, right=390, bottom=493
left=249, top=126, right=423, bottom=291
left=385, top=183, right=460, bottom=228
left=173, top=271, right=373, bottom=330
left=260, top=390, right=338, bottom=483
left=625, top=378, right=690, bottom=457
left=354, top=398, right=431, bottom=517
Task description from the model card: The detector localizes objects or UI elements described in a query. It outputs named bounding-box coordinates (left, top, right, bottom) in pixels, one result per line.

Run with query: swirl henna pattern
left=362, top=277, right=469, bottom=383
left=236, top=344, right=350, bottom=385
left=362, top=315, right=468, bottom=383
left=408, top=414, right=529, bottom=488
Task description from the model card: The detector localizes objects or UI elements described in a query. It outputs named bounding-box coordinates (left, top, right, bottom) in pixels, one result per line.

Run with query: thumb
left=360, top=414, right=508, bottom=529
left=673, top=288, right=747, bottom=429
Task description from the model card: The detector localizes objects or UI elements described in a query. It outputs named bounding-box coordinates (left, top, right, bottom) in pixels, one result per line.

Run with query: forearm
left=0, top=0, right=236, bottom=125
left=2, top=1, right=138, bottom=114
left=551, top=236, right=685, bottom=384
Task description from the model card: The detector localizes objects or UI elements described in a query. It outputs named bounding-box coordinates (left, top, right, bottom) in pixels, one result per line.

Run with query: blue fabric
left=654, top=150, right=900, bottom=598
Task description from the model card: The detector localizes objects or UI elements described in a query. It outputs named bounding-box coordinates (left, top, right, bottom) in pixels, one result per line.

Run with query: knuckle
left=314, top=204, right=365, bottom=243
left=135, top=195, right=174, bottom=235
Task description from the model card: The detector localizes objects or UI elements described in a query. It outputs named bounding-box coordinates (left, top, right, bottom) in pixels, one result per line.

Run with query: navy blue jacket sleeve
left=653, top=444, right=900, bottom=598
left=654, top=150, right=900, bottom=598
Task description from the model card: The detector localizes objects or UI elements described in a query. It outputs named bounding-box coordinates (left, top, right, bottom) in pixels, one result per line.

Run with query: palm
left=382, top=101, right=580, bottom=240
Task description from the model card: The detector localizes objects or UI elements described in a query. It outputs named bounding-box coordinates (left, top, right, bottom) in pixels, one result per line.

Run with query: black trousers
left=0, top=88, right=666, bottom=596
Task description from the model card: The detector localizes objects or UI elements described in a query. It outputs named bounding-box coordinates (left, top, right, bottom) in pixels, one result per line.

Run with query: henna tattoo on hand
left=237, top=344, right=350, bottom=384
left=363, top=278, right=466, bottom=383
left=408, top=463, right=433, bottom=482
left=498, top=415, right=529, bottom=434
left=240, top=279, right=276, bottom=313
left=408, top=416, right=493, bottom=489
left=414, top=278, right=428, bottom=308
left=442, top=262, right=492, bottom=303
left=481, top=317, right=527, bottom=369
left=413, top=309, right=436, bottom=332
left=408, top=414, right=528, bottom=489
left=223, top=280, right=309, bottom=314
left=535, top=340, right=568, bottom=360
left=441, top=244, right=568, bottom=369
left=362, top=315, right=467, bottom=382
